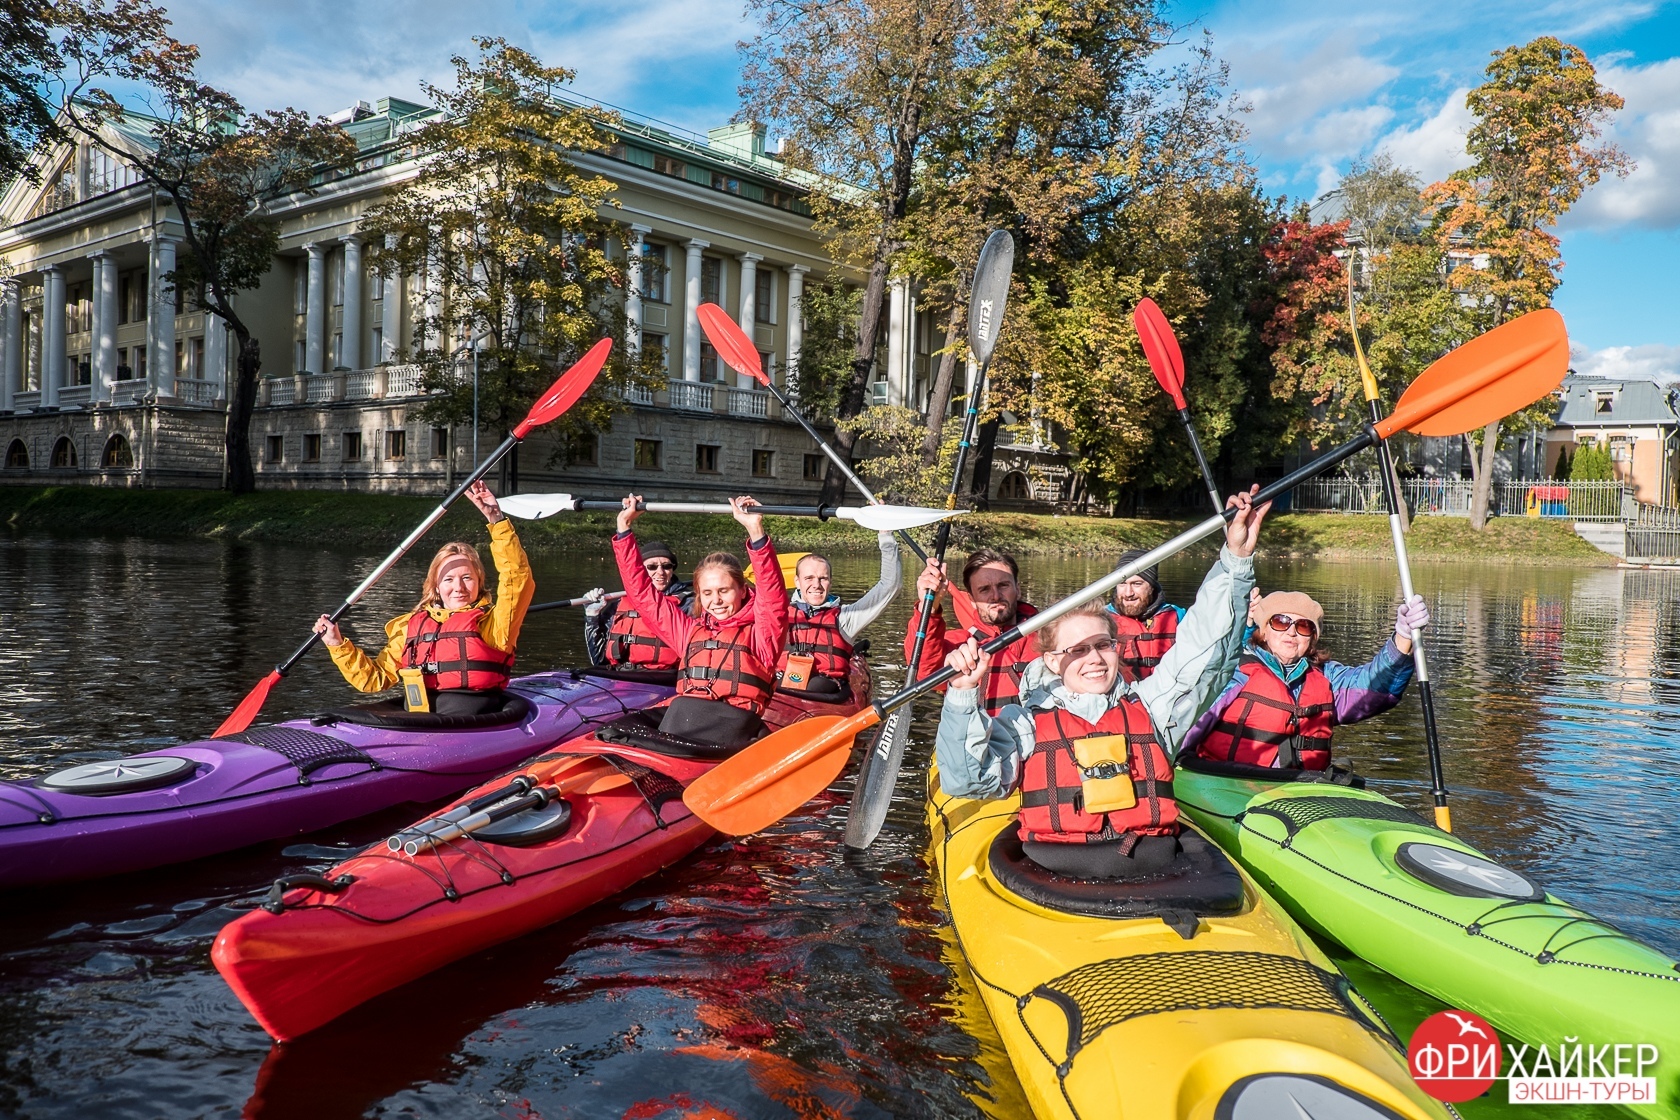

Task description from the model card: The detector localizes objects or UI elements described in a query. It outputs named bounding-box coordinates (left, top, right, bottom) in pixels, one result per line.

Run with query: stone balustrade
left=260, top=364, right=427, bottom=407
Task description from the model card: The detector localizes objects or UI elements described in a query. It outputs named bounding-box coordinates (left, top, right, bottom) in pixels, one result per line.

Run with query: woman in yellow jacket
left=312, top=481, right=535, bottom=716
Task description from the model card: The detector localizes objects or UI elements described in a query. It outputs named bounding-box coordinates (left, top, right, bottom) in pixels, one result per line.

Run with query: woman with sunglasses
left=932, top=488, right=1266, bottom=880
left=1182, top=590, right=1429, bottom=772
left=581, top=542, right=693, bottom=671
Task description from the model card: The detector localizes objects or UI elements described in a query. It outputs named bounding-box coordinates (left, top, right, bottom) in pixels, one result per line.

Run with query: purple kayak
left=0, top=670, right=673, bottom=890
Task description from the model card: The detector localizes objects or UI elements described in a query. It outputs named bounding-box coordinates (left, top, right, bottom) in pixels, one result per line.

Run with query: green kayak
left=1175, top=761, right=1680, bottom=1116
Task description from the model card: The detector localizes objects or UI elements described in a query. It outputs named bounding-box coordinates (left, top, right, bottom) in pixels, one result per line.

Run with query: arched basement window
left=4, top=439, right=26, bottom=468
left=102, top=433, right=134, bottom=468
left=51, top=437, right=78, bottom=468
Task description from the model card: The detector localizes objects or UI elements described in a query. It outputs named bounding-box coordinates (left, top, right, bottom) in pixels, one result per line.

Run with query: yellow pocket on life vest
left=398, top=667, right=431, bottom=713
left=782, top=654, right=816, bottom=689
left=1073, top=733, right=1136, bottom=813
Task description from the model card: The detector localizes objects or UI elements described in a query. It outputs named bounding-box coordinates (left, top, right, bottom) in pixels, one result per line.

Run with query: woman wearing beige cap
left=1181, top=588, right=1428, bottom=772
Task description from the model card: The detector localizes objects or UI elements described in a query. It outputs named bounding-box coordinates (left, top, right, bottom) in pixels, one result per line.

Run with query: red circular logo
left=1408, top=1010, right=1502, bottom=1102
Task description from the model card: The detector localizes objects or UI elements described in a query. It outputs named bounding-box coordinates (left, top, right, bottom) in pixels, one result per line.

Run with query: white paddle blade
left=843, top=505, right=966, bottom=532
left=498, top=493, right=579, bottom=520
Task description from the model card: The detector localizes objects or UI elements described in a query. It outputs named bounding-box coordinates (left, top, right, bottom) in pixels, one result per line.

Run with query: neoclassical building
left=0, top=94, right=1067, bottom=505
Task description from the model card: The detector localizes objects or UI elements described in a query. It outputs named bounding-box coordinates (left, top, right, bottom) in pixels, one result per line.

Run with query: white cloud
left=1570, top=342, right=1680, bottom=383
left=1375, top=89, right=1472, bottom=183
left=1233, top=38, right=1400, bottom=146
left=1566, top=56, right=1680, bottom=231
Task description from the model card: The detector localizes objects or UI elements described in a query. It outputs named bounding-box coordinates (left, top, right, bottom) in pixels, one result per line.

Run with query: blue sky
left=155, top=0, right=1679, bottom=378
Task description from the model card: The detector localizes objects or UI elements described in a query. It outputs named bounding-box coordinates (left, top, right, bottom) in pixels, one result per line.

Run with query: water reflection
left=0, top=531, right=1676, bottom=1118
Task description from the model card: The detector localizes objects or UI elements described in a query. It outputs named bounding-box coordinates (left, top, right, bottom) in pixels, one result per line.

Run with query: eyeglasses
left=644, top=561, right=675, bottom=572
left=1266, top=615, right=1317, bottom=637
left=1051, top=637, right=1120, bottom=660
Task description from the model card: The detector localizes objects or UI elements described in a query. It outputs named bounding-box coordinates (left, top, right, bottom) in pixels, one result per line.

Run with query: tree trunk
left=224, top=331, right=260, bottom=494
left=920, top=302, right=963, bottom=468
left=1468, top=420, right=1500, bottom=529
left=968, top=416, right=1002, bottom=511
left=509, top=440, right=520, bottom=494
left=820, top=250, right=892, bottom=506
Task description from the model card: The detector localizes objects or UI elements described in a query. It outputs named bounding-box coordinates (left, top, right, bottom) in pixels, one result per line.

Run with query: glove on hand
left=1395, top=595, right=1430, bottom=641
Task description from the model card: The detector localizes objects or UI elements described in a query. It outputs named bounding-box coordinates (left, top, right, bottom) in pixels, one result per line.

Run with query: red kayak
left=211, top=680, right=869, bottom=1042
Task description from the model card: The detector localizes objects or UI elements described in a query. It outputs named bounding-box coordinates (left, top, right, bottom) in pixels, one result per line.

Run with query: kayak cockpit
left=308, top=693, right=533, bottom=731
left=987, top=825, right=1245, bottom=936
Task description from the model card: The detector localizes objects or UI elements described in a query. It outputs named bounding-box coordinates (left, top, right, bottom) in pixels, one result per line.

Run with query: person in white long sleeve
left=775, top=531, right=901, bottom=699
left=933, top=487, right=1266, bottom=880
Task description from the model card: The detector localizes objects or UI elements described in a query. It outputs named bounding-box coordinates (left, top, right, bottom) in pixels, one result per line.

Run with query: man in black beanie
left=582, top=540, right=694, bottom=670
left=1106, top=547, right=1185, bottom=683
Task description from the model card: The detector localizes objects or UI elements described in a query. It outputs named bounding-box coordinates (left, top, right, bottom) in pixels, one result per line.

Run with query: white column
left=203, top=311, right=227, bottom=400
left=682, top=238, right=708, bottom=381
left=422, top=227, right=443, bottom=352
left=2, top=280, right=20, bottom=410
left=785, top=265, right=807, bottom=393
left=41, top=266, right=64, bottom=407
left=149, top=235, right=176, bottom=396
left=304, top=242, right=326, bottom=374
left=92, top=251, right=116, bottom=403
left=625, top=224, right=649, bottom=354
left=886, top=276, right=908, bottom=407
left=380, top=233, right=401, bottom=362
left=340, top=235, right=363, bottom=371
left=736, top=253, right=761, bottom=390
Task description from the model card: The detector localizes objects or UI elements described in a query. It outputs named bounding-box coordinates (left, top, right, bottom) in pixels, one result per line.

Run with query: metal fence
left=1627, top=529, right=1680, bottom=563
left=1289, top=476, right=1632, bottom=522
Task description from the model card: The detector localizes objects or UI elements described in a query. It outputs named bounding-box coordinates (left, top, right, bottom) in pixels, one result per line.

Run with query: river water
left=1, top=529, right=1676, bottom=1119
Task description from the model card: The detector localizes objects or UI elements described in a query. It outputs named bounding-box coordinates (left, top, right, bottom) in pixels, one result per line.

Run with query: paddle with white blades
left=498, top=494, right=964, bottom=534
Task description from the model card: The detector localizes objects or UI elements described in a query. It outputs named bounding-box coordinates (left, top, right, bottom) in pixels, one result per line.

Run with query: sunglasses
left=1051, top=637, right=1120, bottom=660
left=644, top=561, right=675, bottom=572
left=1266, top=615, right=1318, bottom=637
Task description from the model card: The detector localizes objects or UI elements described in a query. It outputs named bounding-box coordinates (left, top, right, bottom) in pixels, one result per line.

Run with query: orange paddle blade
left=512, top=338, right=613, bottom=438
left=697, top=303, right=769, bottom=387
left=1133, top=298, right=1187, bottom=409
left=1379, top=309, right=1567, bottom=439
left=213, top=669, right=282, bottom=737
left=683, top=710, right=880, bottom=835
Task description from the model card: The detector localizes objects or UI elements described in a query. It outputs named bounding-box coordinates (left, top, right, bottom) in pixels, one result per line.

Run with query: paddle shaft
left=759, top=377, right=928, bottom=563
left=573, top=500, right=882, bottom=520
left=1178, top=408, right=1223, bottom=515
left=529, top=591, right=625, bottom=613
left=871, top=427, right=1379, bottom=719
left=946, top=357, right=994, bottom=511
left=272, top=432, right=521, bottom=678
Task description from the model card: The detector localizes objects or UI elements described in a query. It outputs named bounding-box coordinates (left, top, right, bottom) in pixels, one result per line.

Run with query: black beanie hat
left=1117, top=548, right=1161, bottom=592
left=641, top=540, right=678, bottom=565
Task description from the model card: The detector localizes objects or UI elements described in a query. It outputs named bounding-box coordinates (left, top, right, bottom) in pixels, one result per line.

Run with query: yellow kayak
left=928, top=772, right=1452, bottom=1120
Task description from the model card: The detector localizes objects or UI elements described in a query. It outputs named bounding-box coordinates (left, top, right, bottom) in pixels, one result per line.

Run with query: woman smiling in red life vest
left=613, top=493, right=789, bottom=746
left=313, top=480, right=534, bottom=717
left=934, top=488, right=1266, bottom=880
left=1183, top=589, right=1429, bottom=772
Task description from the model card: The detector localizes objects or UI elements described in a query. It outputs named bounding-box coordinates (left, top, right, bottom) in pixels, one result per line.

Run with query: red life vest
left=678, top=613, right=776, bottom=713
left=1017, top=700, right=1178, bottom=844
left=949, top=592, right=1040, bottom=714
left=779, top=601, right=854, bottom=683
left=1112, top=606, right=1179, bottom=683
left=606, top=604, right=681, bottom=670
left=1194, top=655, right=1335, bottom=770
left=401, top=607, right=514, bottom=692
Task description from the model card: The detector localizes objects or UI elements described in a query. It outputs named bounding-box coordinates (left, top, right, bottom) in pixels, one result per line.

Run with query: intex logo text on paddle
left=1407, top=1009, right=1661, bottom=1105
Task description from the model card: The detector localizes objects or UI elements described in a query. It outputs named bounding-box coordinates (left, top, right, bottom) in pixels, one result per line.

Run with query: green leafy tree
left=1, top=0, right=65, bottom=183
left=784, top=274, right=861, bottom=419
left=50, top=0, right=358, bottom=491
left=359, top=39, right=649, bottom=491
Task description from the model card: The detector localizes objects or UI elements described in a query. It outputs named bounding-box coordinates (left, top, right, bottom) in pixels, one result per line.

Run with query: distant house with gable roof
left=1547, top=373, right=1680, bottom=506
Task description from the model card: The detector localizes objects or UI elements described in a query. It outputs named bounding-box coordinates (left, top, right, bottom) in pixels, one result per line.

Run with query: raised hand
left=945, top=636, right=992, bottom=690
left=465, top=480, right=503, bottom=524
left=312, top=614, right=344, bottom=648
left=1224, top=484, right=1272, bottom=558
left=617, top=494, right=644, bottom=534
left=731, top=495, right=766, bottom=541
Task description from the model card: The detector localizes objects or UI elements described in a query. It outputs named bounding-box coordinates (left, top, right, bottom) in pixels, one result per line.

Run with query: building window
left=343, top=431, right=363, bottom=460
left=710, top=171, right=741, bottom=194
left=999, top=472, right=1032, bottom=501
left=385, top=429, right=406, bottom=459
left=51, top=437, right=77, bottom=468
left=133, top=345, right=146, bottom=381
left=192, top=337, right=204, bottom=380
left=265, top=435, right=283, bottom=464
left=370, top=326, right=382, bottom=361
left=642, top=244, right=668, bottom=302
left=329, top=249, right=344, bottom=307
left=700, top=341, right=723, bottom=383
left=696, top=443, right=721, bottom=473
left=642, top=332, right=668, bottom=372
left=116, top=347, right=131, bottom=381
left=634, top=438, right=661, bottom=470
left=331, top=332, right=343, bottom=369
left=701, top=257, right=722, bottom=306
left=295, top=340, right=306, bottom=375
left=1595, top=392, right=1614, bottom=414
left=4, top=439, right=26, bottom=468
left=652, top=153, right=685, bottom=179
left=752, top=449, right=774, bottom=477
left=756, top=269, right=774, bottom=323
left=101, top=434, right=133, bottom=468
left=803, top=453, right=823, bottom=481
left=303, top=433, right=321, bottom=462
left=431, top=427, right=449, bottom=459
left=563, top=431, right=599, bottom=466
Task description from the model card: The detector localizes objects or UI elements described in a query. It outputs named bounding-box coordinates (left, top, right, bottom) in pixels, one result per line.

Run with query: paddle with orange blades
left=683, top=309, right=1570, bottom=836
left=1349, top=275, right=1455, bottom=830
left=211, top=338, right=615, bottom=737
left=1135, top=297, right=1221, bottom=514
left=695, top=303, right=928, bottom=564
left=843, top=228, right=1016, bottom=850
